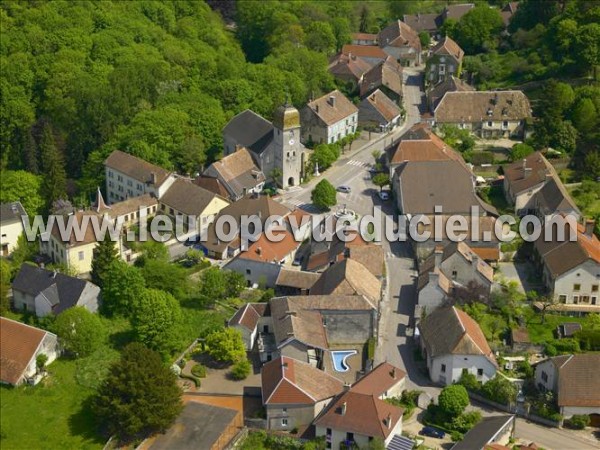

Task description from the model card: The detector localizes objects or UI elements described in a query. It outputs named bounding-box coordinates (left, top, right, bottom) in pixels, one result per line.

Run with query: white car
left=378, top=191, right=390, bottom=201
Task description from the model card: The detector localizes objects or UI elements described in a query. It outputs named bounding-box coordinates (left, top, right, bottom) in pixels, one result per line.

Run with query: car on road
left=419, top=426, right=446, bottom=439
left=337, top=185, right=351, bottom=193
left=184, top=235, right=199, bottom=246
left=378, top=191, right=390, bottom=201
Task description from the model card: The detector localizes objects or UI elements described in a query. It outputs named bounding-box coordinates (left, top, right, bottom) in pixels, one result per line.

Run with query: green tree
left=372, top=173, right=390, bottom=192
left=304, top=22, right=337, bottom=54
left=331, top=17, right=352, bottom=51
left=93, top=343, right=183, bottom=442
left=311, top=179, right=337, bottom=210
left=510, top=143, right=535, bottom=161
left=359, top=6, right=374, bottom=33
left=583, top=151, right=600, bottom=180
left=205, top=328, right=246, bottom=363
left=199, top=266, right=226, bottom=307
left=0, top=170, right=43, bottom=216
left=454, top=6, right=504, bottom=53
left=419, top=31, right=431, bottom=48
left=91, top=234, right=119, bottom=287
left=38, top=123, right=67, bottom=209
left=310, top=144, right=338, bottom=170
left=131, top=289, right=182, bottom=356
left=571, top=98, right=598, bottom=134
left=481, top=375, right=518, bottom=405
left=458, top=371, right=481, bottom=392
left=141, top=259, right=189, bottom=301
left=225, top=270, right=246, bottom=298
left=231, top=358, right=251, bottom=380
left=52, top=307, right=106, bottom=357
left=101, top=260, right=146, bottom=317
left=136, top=240, right=170, bottom=265
left=576, top=23, right=600, bottom=79
left=0, top=260, right=11, bottom=316
left=438, top=385, right=469, bottom=418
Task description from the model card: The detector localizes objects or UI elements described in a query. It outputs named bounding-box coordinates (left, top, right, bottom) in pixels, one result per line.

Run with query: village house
left=533, top=219, right=600, bottom=312
left=261, top=356, right=344, bottom=431
left=434, top=91, right=532, bottom=139
left=416, top=266, right=452, bottom=318
left=503, top=152, right=580, bottom=218
left=403, top=3, right=474, bottom=38
left=104, top=150, right=176, bottom=202
left=340, top=44, right=387, bottom=66
left=0, top=317, right=59, bottom=386
left=359, top=58, right=403, bottom=104
left=418, top=306, right=498, bottom=385
left=223, top=230, right=301, bottom=288
left=274, top=269, right=320, bottom=296
left=500, top=2, right=520, bottom=28
left=0, top=201, right=26, bottom=256
left=314, top=362, right=406, bottom=449
left=227, top=302, right=270, bottom=350
left=159, top=178, right=229, bottom=236
left=378, top=20, right=422, bottom=66
left=351, top=33, right=378, bottom=46
left=201, top=147, right=265, bottom=201
left=12, top=264, right=100, bottom=317
left=222, top=103, right=306, bottom=188
left=452, top=415, right=516, bottom=450
left=534, top=354, right=600, bottom=422
left=301, top=90, right=358, bottom=146
left=427, top=76, right=475, bottom=113
left=425, top=36, right=464, bottom=86
left=201, top=195, right=292, bottom=260
left=328, top=52, right=373, bottom=91
left=358, top=89, right=403, bottom=132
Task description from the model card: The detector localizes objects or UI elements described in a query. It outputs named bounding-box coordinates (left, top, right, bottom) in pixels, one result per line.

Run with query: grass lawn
left=0, top=359, right=105, bottom=450
left=525, top=313, right=587, bottom=344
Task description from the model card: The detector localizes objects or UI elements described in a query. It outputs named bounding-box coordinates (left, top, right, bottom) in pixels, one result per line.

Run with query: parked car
left=419, top=426, right=445, bottom=439
left=337, top=185, right=351, bottom=193
left=184, top=235, right=199, bottom=246
left=292, top=255, right=303, bottom=266
left=378, top=191, right=390, bottom=201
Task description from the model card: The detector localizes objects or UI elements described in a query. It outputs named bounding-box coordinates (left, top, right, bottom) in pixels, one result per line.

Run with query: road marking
left=346, top=159, right=369, bottom=168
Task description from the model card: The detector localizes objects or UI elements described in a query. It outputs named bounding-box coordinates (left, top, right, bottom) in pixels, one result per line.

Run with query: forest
left=0, top=0, right=599, bottom=216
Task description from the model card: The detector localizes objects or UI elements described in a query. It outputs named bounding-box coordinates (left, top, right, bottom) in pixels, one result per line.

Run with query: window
left=169, top=208, right=174, bottom=215
left=503, top=120, right=509, bottom=128
left=117, top=175, right=123, bottom=182
left=346, top=432, right=354, bottom=442
left=477, top=368, right=483, bottom=377
left=127, top=180, right=133, bottom=186
left=592, top=296, right=597, bottom=305
left=78, top=251, right=84, bottom=261
left=541, top=371, right=548, bottom=382
left=281, top=418, right=288, bottom=426
left=574, top=283, right=581, bottom=291
left=487, top=121, right=493, bottom=127
left=581, top=295, right=590, bottom=304
left=282, top=408, right=287, bottom=413
left=439, top=64, right=446, bottom=74
left=441, top=364, right=446, bottom=373
left=137, top=183, right=143, bottom=190
left=246, top=269, right=251, bottom=275
left=592, top=285, right=598, bottom=293
left=108, top=170, right=113, bottom=178
left=573, top=295, right=579, bottom=304
left=558, top=295, right=567, bottom=303
left=452, top=270, right=457, bottom=279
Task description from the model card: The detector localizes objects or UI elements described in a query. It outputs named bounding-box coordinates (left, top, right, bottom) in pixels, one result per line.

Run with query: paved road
left=515, top=418, right=600, bottom=450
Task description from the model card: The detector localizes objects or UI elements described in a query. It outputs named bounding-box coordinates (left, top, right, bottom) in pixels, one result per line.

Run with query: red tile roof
left=341, top=44, right=387, bottom=60
left=237, top=230, right=300, bottom=263
left=350, top=362, right=405, bottom=397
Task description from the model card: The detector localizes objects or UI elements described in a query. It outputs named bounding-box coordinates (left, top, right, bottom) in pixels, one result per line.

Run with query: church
left=222, top=102, right=307, bottom=189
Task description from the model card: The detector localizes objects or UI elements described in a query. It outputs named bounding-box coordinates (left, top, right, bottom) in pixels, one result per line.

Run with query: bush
left=180, top=373, right=201, bottom=388
left=231, top=358, right=251, bottom=380
left=191, top=364, right=206, bottom=378
left=458, top=371, right=482, bottom=392
left=481, top=375, right=518, bottom=405
left=470, top=151, right=495, bottom=165
left=575, top=329, right=600, bottom=350
left=552, top=338, right=581, bottom=354
left=451, top=431, right=464, bottom=442
left=439, top=385, right=469, bottom=418
left=450, top=411, right=482, bottom=433
left=567, top=414, right=590, bottom=429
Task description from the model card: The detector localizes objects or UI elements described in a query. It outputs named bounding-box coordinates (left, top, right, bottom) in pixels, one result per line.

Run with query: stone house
left=358, top=89, right=402, bottom=132
left=227, top=302, right=270, bottom=350
left=359, top=58, right=403, bottom=104
left=426, top=76, right=475, bottom=113
left=378, top=20, right=422, bottom=66
left=425, top=36, right=464, bottom=86
left=301, top=90, right=358, bottom=146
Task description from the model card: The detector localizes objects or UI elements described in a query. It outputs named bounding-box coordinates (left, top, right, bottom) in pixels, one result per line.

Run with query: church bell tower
left=273, top=100, right=303, bottom=189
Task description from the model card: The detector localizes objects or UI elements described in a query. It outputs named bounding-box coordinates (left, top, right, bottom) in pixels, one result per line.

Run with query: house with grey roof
left=452, top=415, right=515, bottom=450
left=426, top=36, right=465, bottom=86
left=427, top=76, right=475, bottom=112
left=12, top=264, right=100, bottom=317
left=359, top=58, right=403, bottom=104
left=378, top=20, right=422, bottom=66
left=301, top=90, right=358, bottom=145
left=358, top=89, right=402, bottom=132
left=228, top=302, right=270, bottom=350
left=202, top=147, right=265, bottom=201
left=0, top=201, right=26, bottom=256
left=434, top=90, right=532, bottom=139
left=418, top=306, right=497, bottom=385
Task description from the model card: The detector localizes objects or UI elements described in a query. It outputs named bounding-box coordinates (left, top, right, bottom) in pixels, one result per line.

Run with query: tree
left=454, top=6, right=504, bottom=54
left=91, top=234, right=119, bottom=287
left=205, top=328, right=246, bottom=363
left=571, top=98, right=598, bottom=134
left=199, top=266, right=226, bottom=307
left=481, top=375, right=518, bottom=405
left=231, top=358, right=251, bottom=380
left=438, top=385, right=469, bottom=418
left=458, top=371, right=481, bottom=392
left=36, top=353, right=48, bottom=372
left=0, top=170, right=43, bottom=216
left=93, top=343, right=182, bottom=442
left=304, top=21, right=337, bottom=54
left=225, top=270, right=246, bottom=298
left=52, top=307, right=106, bottom=357
left=510, top=143, right=534, bottom=161
left=372, top=173, right=390, bottom=192
left=101, top=260, right=145, bottom=316
left=311, top=179, right=337, bottom=210
left=576, top=23, right=600, bottom=79
left=38, top=123, right=67, bottom=209
left=419, top=31, right=431, bottom=48
left=310, top=144, right=338, bottom=169
left=0, top=260, right=11, bottom=316
left=359, top=6, right=374, bottom=33
left=131, top=289, right=182, bottom=356
left=141, top=259, right=189, bottom=301
left=136, top=240, right=169, bottom=265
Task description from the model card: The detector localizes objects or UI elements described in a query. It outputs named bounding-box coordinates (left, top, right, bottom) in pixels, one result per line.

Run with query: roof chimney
left=343, top=383, right=351, bottom=391
left=386, top=413, right=392, bottom=429
left=150, top=172, right=157, bottom=184
left=471, top=253, right=478, bottom=267
left=434, top=246, right=443, bottom=269
left=315, top=104, right=319, bottom=113
left=328, top=95, right=336, bottom=108
left=584, top=219, right=595, bottom=237
left=256, top=247, right=262, bottom=255
left=391, top=367, right=396, bottom=379
left=340, top=401, right=347, bottom=415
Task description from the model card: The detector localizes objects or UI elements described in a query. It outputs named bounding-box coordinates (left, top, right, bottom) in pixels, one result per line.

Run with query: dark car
left=184, top=235, right=199, bottom=246
left=292, top=255, right=303, bottom=266
left=419, top=426, right=446, bottom=439
left=337, top=185, right=351, bottom=193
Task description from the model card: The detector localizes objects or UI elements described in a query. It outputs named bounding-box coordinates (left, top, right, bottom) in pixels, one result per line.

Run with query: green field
left=525, top=313, right=588, bottom=344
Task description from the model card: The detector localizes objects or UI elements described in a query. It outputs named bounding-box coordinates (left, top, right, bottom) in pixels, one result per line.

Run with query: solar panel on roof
left=386, top=434, right=414, bottom=450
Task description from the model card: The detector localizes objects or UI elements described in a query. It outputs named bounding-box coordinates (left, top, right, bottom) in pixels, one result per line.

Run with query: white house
left=104, top=150, right=177, bottom=202
left=534, top=354, right=600, bottom=420
left=0, top=201, right=26, bottom=256
left=418, top=306, right=498, bottom=386
left=301, top=90, right=358, bottom=145
left=0, top=317, right=59, bottom=386
left=534, top=219, right=600, bottom=312
left=12, top=264, right=100, bottom=317
left=314, top=362, right=406, bottom=448
left=227, top=303, right=270, bottom=350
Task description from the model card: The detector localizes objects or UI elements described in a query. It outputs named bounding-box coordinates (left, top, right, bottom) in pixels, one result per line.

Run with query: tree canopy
left=101, top=260, right=146, bottom=317
left=205, top=327, right=246, bottom=364
left=52, top=307, right=106, bottom=357
left=438, top=385, right=469, bottom=418
left=311, top=179, right=337, bottom=210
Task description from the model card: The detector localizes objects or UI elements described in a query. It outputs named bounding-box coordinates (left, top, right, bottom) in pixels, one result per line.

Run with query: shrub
left=567, top=414, right=590, bottom=429
left=458, top=371, right=482, bottom=392
left=450, top=411, right=482, bottom=433
left=552, top=338, right=580, bottom=354
left=575, top=329, right=600, bottom=350
left=439, top=385, right=469, bottom=418
left=191, top=364, right=206, bottom=378
left=545, top=343, right=557, bottom=356
left=470, top=151, right=495, bottom=166
left=180, top=373, right=201, bottom=388
left=481, top=375, right=518, bottom=405
left=450, top=431, right=464, bottom=442
left=231, top=358, right=251, bottom=380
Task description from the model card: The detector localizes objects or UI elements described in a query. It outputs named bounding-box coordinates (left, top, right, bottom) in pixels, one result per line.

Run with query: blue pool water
left=331, top=350, right=357, bottom=372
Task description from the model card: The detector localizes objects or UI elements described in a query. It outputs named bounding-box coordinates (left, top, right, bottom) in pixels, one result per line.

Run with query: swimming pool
left=331, top=350, right=357, bottom=372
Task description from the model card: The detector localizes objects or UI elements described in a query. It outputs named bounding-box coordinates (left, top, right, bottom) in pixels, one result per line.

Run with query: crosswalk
left=285, top=198, right=321, bottom=213
left=346, top=159, right=370, bottom=168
